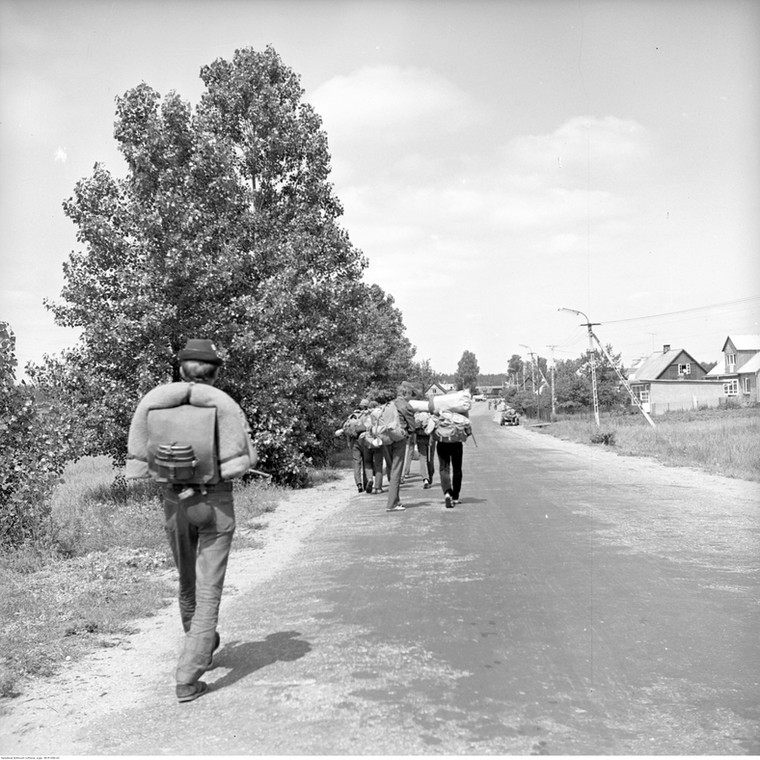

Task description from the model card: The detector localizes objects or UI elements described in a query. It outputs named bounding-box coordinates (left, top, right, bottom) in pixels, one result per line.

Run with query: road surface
left=1, top=403, right=758, bottom=754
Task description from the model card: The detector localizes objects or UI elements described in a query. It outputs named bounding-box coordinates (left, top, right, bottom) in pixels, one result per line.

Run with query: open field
left=532, top=406, right=760, bottom=483
left=0, top=457, right=300, bottom=698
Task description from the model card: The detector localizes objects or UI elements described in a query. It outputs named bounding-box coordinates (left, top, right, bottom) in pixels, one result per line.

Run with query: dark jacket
left=394, top=396, right=417, bottom=436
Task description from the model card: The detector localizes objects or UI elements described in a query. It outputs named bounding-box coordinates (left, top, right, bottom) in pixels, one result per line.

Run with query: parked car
left=500, top=407, right=519, bottom=426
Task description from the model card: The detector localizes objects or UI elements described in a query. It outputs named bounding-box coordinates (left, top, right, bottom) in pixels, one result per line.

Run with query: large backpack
left=370, top=401, right=407, bottom=445
left=146, top=405, right=220, bottom=485
left=433, top=411, right=471, bottom=444
left=342, top=410, right=371, bottom=438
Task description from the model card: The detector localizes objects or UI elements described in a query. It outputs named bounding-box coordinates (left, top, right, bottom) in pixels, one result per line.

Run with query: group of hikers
left=334, top=380, right=473, bottom=513
left=125, top=340, right=473, bottom=703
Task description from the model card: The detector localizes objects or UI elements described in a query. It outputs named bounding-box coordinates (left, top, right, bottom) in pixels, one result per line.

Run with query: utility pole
left=558, top=307, right=600, bottom=427
left=559, top=307, right=656, bottom=429
left=546, top=345, right=557, bottom=421
left=520, top=344, right=539, bottom=421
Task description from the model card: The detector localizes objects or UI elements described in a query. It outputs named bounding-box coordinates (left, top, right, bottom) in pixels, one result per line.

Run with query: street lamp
left=558, top=307, right=600, bottom=427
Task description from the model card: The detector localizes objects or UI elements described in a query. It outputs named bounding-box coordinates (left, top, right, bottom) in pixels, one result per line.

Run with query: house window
left=632, top=384, right=649, bottom=403
left=726, top=353, right=736, bottom=372
left=723, top=379, right=739, bottom=396
left=742, top=377, right=751, bottom=394
left=678, top=363, right=691, bottom=376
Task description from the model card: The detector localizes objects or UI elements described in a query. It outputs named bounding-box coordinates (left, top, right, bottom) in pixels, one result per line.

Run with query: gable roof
left=628, top=348, right=702, bottom=382
left=737, top=353, right=760, bottom=374
left=722, top=335, right=760, bottom=352
left=705, top=362, right=730, bottom=378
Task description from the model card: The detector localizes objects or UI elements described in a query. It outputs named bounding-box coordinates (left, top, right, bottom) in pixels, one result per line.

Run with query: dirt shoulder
left=0, top=470, right=355, bottom=755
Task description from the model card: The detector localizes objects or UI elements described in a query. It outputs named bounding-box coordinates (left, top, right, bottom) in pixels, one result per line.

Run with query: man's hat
left=177, top=338, right=223, bottom=365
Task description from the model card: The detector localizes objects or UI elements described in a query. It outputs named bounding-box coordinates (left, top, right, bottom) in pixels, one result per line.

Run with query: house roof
left=705, top=362, right=730, bottom=378
left=628, top=348, right=701, bottom=382
left=722, top=334, right=760, bottom=352
left=738, top=353, right=760, bottom=374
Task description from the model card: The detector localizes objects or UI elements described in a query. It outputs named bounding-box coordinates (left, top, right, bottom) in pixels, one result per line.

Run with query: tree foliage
left=35, top=46, right=415, bottom=484
left=455, top=350, right=480, bottom=393
left=551, top=346, right=627, bottom=414
left=0, top=323, right=74, bottom=547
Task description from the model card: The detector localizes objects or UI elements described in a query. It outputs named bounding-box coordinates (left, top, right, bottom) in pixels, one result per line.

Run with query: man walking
left=126, top=339, right=257, bottom=702
left=385, top=381, right=417, bottom=512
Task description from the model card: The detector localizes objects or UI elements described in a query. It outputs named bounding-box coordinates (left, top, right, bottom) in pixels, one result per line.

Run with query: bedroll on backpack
left=343, top=411, right=371, bottom=438
left=433, top=411, right=471, bottom=443
left=370, top=402, right=407, bottom=445
left=146, top=405, right=220, bottom=485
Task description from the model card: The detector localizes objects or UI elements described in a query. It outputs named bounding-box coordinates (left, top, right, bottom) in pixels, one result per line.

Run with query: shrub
left=0, top=323, right=75, bottom=548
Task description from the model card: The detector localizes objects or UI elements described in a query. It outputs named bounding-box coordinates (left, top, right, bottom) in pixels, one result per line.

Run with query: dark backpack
left=146, top=405, right=219, bottom=485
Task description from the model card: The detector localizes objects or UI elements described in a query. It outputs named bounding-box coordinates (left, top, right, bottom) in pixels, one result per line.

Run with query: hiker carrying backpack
left=432, top=410, right=472, bottom=444
left=370, top=400, right=407, bottom=445
left=125, top=338, right=256, bottom=703
left=433, top=409, right=473, bottom=510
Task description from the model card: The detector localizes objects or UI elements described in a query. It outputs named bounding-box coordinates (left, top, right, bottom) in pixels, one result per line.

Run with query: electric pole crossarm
left=589, top=330, right=656, bottom=429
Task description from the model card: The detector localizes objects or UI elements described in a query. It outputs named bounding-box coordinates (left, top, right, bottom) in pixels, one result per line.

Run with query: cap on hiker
left=178, top=338, right=223, bottom=365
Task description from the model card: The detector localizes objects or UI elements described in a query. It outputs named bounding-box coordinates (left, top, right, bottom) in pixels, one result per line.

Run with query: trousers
left=416, top=435, right=435, bottom=482
left=162, top=482, right=235, bottom=685
left=385, top=438, right=408, bottom=508
left=436, top=441, right=463, bottom=499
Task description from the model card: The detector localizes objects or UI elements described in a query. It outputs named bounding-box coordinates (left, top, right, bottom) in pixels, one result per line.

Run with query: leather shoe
left=176, top=681, right=208, bottom=703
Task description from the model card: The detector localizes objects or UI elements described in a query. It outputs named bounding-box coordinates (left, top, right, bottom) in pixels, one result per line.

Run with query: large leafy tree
left=455, top=350, right=480, bottom=393
left=36, top=46, right=414, bottom=484
left=553, top=345, right=627, bottom=414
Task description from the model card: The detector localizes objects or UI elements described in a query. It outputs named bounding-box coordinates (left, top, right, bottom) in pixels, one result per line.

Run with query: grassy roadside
left=528, top=406, right=760, bottom=483
left=0, top=456, right=345, bottom=700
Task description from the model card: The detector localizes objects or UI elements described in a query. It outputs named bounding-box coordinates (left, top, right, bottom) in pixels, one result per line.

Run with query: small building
left=425, top=382, right=450, bottom=397
left=704, top=335, right=760, bottom=404
left=628, top=344, right=725, bottom=414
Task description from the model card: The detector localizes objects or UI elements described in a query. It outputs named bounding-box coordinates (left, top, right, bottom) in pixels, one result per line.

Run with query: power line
left=600, top=296, right=760, bottom=325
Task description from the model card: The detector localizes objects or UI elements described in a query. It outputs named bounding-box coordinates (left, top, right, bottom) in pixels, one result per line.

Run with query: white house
left=704, top=335, right=760, bottom=404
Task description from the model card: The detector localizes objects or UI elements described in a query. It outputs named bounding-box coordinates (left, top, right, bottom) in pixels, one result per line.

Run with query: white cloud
left=505, top=116, right=650, bottom=172
left=310, top=68, right=659, bottom=368
left=54, top=146, right=68, bottom=163
left=311, top=65, right=480, bottom=142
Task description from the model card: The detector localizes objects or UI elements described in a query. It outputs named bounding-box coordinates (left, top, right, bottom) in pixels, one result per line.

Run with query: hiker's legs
left=382, top=444, right=392, bottom=481
left=451, top=442, right=464, bottom=499
left=403, top=434, right=415, bottom=478
left=417, top=436, right=434, bottom=482
left=385, top=438, right=407, bottom=508
left=358, top=439, right=374, bottom=489
left=163, top=489, right=198, bottom=632
left=372, top=447, right=385, bottom=489
left=174, top=487, right=235, bottom=685
left=437, top=442, right=453, bottom=496
left=351, top=439, right=366, bottom=489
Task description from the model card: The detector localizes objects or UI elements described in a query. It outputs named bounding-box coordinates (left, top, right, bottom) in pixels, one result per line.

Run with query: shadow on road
left=208, top=630, right=312, bottom=692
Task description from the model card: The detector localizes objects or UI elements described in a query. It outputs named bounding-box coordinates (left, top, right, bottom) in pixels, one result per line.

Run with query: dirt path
left=0, top=470, right=355, bottom=755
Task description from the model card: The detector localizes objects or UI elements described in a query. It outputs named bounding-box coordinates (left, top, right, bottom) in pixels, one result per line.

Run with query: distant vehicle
left=500, top=407, right=519, bottom=426
left=473, top=394, right=486, bottom=402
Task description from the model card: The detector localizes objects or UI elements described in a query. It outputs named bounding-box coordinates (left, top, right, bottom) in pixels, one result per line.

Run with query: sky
left=1, top=0, right=759, bottom=376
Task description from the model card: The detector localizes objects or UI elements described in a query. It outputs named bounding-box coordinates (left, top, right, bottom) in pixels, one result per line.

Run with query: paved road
left=10, top=404, right=760, bottom=754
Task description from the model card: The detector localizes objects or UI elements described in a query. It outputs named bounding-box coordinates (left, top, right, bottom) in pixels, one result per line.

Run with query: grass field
left=0, top=457, right=317, bottom=698
left=532, top=405, right=760, bottom=483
